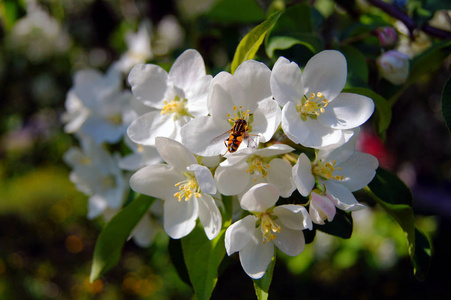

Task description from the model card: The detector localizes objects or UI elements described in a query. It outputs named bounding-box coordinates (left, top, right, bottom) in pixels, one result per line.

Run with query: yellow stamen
left=259, top=213, right=281, bottom=244
left=160, top=97, right=190, bottom=119
left=312, top=159, right=344, bottom=181
left=246, top=156, right=270, bottom=182
left=173, top=177, right=201, bottom=202
left=297, top=92, right=329, bottom=121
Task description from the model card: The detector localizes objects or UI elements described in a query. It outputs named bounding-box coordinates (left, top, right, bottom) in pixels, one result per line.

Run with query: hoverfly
left=212, top=117, right=259, bottom=155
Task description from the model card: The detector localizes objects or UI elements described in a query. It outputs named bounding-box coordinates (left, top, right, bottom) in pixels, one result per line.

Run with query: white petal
left=270, top=56, right=303, bottom=106
left=197, top=194, right=222, bottom=240
left=317, top=127, right=359, bottom=164
left=233, top=60, right=272, bottom=110
left=252, top=98, right=282, bottom=143
left=130, top=164, right=184, bottom=200
left=239, top=230, right=274, bottom=279
left=188, top=164, right=217, bottom=195
left=225, top=215, right=257, bottom=255
left=163, top=194, right=199, bottom=239
left=81, top=117, right=125, bottom=144
left=309, top=192, right=336, bottom=225
left=127, top=111, right=176, bottom=146
left=131, top=214, right=158, bottom=247
left=128, top=64, right=168, bottom=107
left=281, top=101, right=309, bottom=144
left=319, top=93, right=374, bottom=129
left=215, top=164, right=250, bottom=196
left=185, top=75, right=212, bottom=116
left=87, top=195, right=107, bottom=219
left=155, top=137, right=197, bottom=172
left=253, top=144, right=294, bottom=157
left=292, top=153, right=315, bottom=197
left=180, top=116, right=229, bottom=156
left=266, top=158, right=296, bottom=198
left=303, top=50, right=347, bottom=101
left=169, top=50, right=206, bottom=89
left=240, top=183, right=280, bottom=212
left=273, top=204, right=312, bottom=230
left=273, top=226, right=305, bottom=256
left=335, top=152, right=379, bottom=191
left=324, top=180, right=366, bottom=211
left=301, top=119, right=347, bottom=149
left=208, top=83, right=239, bottom=127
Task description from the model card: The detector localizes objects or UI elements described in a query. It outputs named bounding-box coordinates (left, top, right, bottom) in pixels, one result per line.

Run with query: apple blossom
left=215, top=144, right=296, bottom=198
left=127, top=49, right=212, bottom=145
left=181, top=60, right=281, bottom=156
left=225, top=183, right=312, bottom=279
left=377, top=50, right=410, bottom=85
left=292, top=131, right=379, bottom=217
left=117, top=21, right=153, bottom=73
left=129, top=137, right=221, bottom=240
left=270, top=50, right=374, bottom=149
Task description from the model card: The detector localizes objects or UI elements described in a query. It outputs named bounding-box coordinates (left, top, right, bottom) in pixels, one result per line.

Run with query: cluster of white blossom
left=64, top=46, right=379, bottom=279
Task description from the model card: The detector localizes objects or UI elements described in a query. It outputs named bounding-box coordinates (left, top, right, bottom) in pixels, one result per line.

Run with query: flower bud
left=309, top=189, right=336, bottom=225
left=376, top=50, right=410, bottom=85
left=375, top=27, right=397, bottom=48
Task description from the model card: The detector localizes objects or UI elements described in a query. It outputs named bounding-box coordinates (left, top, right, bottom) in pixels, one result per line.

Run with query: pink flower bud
left=309, top=190, right=336, bottom=225
left=376, top=50, right=410, bottom=85
left=376, top=27, right=397, bottom=48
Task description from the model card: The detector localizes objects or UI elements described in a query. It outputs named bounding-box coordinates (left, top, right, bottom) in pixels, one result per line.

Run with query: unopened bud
left=309, top=189, right=336, bottom=225
left=375, top=27, right=397, bottom=48
left=376, top=50, right=410, bottom=85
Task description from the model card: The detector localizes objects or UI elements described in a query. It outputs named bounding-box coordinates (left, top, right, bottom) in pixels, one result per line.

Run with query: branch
left=367, top=0, right=451, bottom=40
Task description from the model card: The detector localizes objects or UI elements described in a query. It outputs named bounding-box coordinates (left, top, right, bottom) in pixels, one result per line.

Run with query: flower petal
left=197, top=194, right=222, bottom=240
left=180, top=116, right=229, bottom=156
left=273, top=204, right=312, bottom=230
left=240, top=183, right=280, bottom=212
left=273, top=226, right=305, bottom=256
left=252, top=98, right=282, bottom=143
left=270, top=56, right=303, bottom=106
left=318, top=93, right=374, bottom=129
left=215, top=164, right=250, bottom=196
left=130, top=164, right=184, bottom=200
left=292, top=153, right=315, bottom=197
left=225, top=215, right=257, bottom=255
left=155, top=137, right=197, bottom=172
left=281, top=101, right=309, bottom=144
left=335, top=152, right=379, bottom=191
left=187, top=164, right=217, bottom=195
left=169, top=49, right=207, bottom=92
left=324, top=180, right=366, bottom=211
left=127, top=111, right=176, bottom=146
left=239, top=229, right=274, bottom=279
left=316, top=127, right=359, bottom=164
left=128, top=64, right=168, bottom=108
left=309, top=192, right=336, bottom=225
left=302, top=50, right=347, bottom=101
left=163, top=194, right=199, bottom=239
left=266, top=158, right=296, bottom=198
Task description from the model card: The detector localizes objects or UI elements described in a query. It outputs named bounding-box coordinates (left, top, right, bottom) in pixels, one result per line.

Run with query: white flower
left=376, top=50, right=410, bottom=85
left=118, top=135, right=162, bottom=171
left=270, top=50, right=374, bottom=149
left=65, top=64, right=137, bottom=144
left=215, top=144, right=295, bottom=198
left=181, top=60, right=281, bottom=156
left=225, top=183, right=312, bottom=279
left=130, top=137, right=221, bottom=240
left=127, top=49, right=212, bottom=145
left=64, top=136, right=128, bottom=219
left=117, top=21, right=153, bottom=73
left=292, top=131, right=379, bottom=214
left=308, top=189, right=336, bottom=225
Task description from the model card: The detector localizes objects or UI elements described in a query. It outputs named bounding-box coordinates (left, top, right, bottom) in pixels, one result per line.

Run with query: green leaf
left=341, top=45, right=368, bottom=87
left=265, top=35, right=323, bottom=59
left=253, top=255, right=276, bottom=300
left=90, top=194, right=155, bottom=282
left=231, top=10, right=282, bottom=74
left=315, top=209, right=353, bottom=239
left=441, top=73, right=451, bottom=134
left=343, top=87, right=391, bottom=138
left=367, top=168, right=432, bottom=280
left=206, top=0, right=265, bottom=24
left=265, top=4, right=324, bottom=58
left=181, top=224, right=226, bottom=300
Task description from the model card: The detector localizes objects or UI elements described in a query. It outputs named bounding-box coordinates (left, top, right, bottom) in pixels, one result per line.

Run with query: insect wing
left=243, top=133, right=260, bottom=149
left=210, top=130, right=232, bottom=146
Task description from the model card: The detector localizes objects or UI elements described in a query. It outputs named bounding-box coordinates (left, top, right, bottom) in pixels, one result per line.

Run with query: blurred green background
left=1, top=0, right=450, bottom=299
